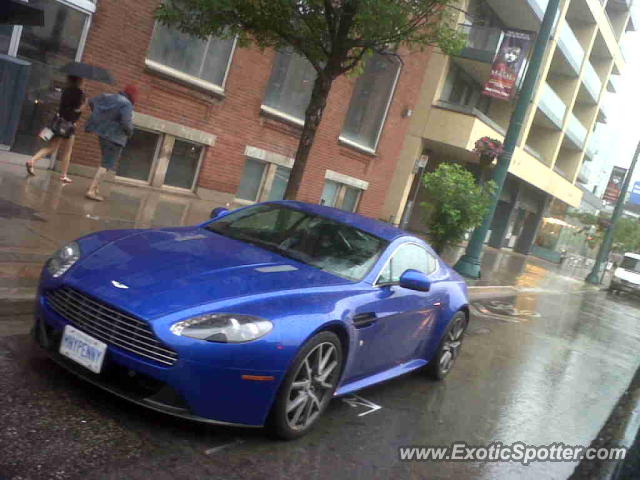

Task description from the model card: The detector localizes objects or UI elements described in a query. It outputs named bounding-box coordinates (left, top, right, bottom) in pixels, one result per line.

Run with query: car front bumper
left=34, top=295, right=284, bottom=427
left=611, top=279, right=640, bottom=294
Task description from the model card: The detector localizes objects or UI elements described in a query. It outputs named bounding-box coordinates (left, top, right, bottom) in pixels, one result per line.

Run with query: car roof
left=624, top=253, right=640, bottom=260
left=265, top=201, right=411, bottom=242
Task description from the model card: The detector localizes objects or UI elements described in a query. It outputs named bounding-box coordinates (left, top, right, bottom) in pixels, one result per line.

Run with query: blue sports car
left=33, top=201, right=469, bottom=439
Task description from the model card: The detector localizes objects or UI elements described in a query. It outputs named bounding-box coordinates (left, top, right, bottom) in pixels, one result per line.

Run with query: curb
left=569, top=366, right=640, bottom=479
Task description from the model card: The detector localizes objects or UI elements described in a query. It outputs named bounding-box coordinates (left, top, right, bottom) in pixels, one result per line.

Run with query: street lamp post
left=454, top=0, right=561, bottom=279
left=586, top=140, right=640, bottom=285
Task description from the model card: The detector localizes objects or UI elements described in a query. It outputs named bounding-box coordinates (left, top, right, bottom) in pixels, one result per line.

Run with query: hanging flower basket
left=473, top=136, right=504, bottom=168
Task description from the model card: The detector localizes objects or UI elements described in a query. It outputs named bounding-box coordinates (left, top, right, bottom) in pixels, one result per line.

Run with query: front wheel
left=268, top=331, right=343, bottom=440
left=426, top=312, right=468, bottom=380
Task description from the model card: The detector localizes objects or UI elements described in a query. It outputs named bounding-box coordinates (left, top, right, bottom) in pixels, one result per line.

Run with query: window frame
left=114, top=126, right=206, bottom=192
left=235, top=151, right=294, bottom=204
left=145, top=24, right=238, bottom=95
left=373, top=241, right=439, bottom=287
left=338, top=54, right=403, bottom=154
left=261, top=49, right=317, bottom=126
left=163, top=138, right=206, bottom=192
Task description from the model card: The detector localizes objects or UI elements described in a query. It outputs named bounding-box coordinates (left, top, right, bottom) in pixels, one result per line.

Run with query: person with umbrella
left=25, top=75, right=85, bottom=183
left=84, top=84, right=139, bottom=201
left=25, top=62, right=113, bottom=182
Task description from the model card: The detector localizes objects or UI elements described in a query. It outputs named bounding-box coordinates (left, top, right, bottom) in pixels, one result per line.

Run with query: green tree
left=613, top=217, right=640, bottom=253
left=421, top=163, right=496, bottom=253
left=156, top=0, right=464, bottom=200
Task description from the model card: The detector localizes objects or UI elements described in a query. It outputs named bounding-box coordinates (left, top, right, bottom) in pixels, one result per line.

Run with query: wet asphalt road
left=1, top=289, right=640, bottom=480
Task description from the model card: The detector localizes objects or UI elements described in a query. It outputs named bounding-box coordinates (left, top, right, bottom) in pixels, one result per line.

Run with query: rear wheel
left=268, top=331, right=343, bottom=440
left=426, top=312, right=468, bottom=380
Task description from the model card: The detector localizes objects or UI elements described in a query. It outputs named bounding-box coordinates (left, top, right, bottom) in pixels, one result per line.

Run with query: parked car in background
left=610, top=253, right=640, bottom=295
left=33, top=201, right=469, bottom=439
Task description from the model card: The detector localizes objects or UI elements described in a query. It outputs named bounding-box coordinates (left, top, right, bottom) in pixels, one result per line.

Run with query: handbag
left=49, top=114, right=75, bottom=139
left=38, top=127, right=54, bottom=142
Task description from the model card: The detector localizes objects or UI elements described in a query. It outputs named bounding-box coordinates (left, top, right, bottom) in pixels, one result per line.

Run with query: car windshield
left=621, top=256, right=640, bottom=274
left=205, top=204, right=388, bottom=281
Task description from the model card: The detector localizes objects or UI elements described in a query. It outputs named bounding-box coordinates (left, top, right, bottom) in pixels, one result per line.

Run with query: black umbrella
left=60, top=62, right=115, bottom=85
left=0, top=0, right=45, bottom=26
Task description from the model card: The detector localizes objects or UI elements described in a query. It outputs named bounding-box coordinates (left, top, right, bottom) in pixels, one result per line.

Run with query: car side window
left=377, top=243, right=436, bottom=285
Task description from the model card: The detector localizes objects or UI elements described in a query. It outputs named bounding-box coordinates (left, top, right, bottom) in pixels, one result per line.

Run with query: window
left=0, top=25, right=12, bottom=54
left=147, top=23, right=235, bottom=91
left=116, top=127, right=205, bottom=190
left=377, top=244, right=437, bottom=285
left=117, top=129, right=161, bottom=182
left=341, top=54, right=401, bottom=151
left=164, top=140, right=203, bottom=189
left=263, top=49, right=316, bottom=122
left=206, top=204, right=388, bottom=281
left=320, top=180, right=363, bottom=213
left=236, top=158, right=292, bottom=202
left=442, top=64, right=491, bottom=114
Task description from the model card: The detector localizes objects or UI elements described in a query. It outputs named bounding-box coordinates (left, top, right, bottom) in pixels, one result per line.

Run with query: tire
left=426, top=311, right=468, bottom=381
left=268, top=331, right=343, bottom=440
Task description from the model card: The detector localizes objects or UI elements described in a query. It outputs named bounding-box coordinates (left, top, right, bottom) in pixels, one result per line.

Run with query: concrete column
left=488, top=183, right=520, bottom=249
left=514, top=197, right=550, bottom=255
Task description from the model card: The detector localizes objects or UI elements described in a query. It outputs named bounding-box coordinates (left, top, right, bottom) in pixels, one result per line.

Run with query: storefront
left=1, top=0, right=94, bottom=156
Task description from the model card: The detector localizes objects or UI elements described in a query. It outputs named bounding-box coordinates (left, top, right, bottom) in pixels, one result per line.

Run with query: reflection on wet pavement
left=0, top=163, right=231, bottom=293
left=1, top=289, right=639, bottom=479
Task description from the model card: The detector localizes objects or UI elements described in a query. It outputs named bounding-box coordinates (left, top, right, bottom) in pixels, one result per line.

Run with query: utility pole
left=586, top=140, right=640, bottom=285
left=454, top=0, right=560, bottom=279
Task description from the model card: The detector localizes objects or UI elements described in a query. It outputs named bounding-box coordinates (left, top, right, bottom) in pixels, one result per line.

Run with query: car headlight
left=170, top=314, right=273, bottom=343
left=47, top=241, right=81, bottom=278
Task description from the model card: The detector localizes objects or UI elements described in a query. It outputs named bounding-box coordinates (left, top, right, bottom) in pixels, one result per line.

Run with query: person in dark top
left=26, top=75, right=85, bottom=183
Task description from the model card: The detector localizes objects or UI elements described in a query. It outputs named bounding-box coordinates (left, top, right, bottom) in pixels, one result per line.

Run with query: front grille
left=46, top=287, right=178, bottom=366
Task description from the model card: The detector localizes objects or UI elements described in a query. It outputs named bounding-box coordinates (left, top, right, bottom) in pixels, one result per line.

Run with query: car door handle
left=353, top=313, right=378, bottom=328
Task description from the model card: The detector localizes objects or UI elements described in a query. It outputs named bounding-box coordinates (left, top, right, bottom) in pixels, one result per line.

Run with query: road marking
left=342, top=394, right=382, bottom=417
left=204, top=439, right=244, bottom=455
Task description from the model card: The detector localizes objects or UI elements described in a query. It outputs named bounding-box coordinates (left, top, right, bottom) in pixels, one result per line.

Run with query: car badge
left=111, top=280, right=129, bottom=289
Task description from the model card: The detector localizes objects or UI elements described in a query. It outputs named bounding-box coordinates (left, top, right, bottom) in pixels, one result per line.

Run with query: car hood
left=65, top=227, right=351, bottom=319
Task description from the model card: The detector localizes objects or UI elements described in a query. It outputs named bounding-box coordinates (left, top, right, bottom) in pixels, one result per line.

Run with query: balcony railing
left=458, top=23, right=503, bottom=64
left=526, top=0, right=584, bottom=74
left=566, top=113, right=587, bottom=149
left=583, top=61, right=602, bottom=102
left=557, top=21, right=585, bottom=74
left=538, top=83, right=566, bottom=128
left=585, top=138, right=598, bottom=159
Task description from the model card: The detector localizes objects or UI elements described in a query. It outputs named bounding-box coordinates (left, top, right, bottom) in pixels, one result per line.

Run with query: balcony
left=526, top=0, right=584, bottom=74
left=458, top=23, right=503, bottom=64
left=566, top=113, right=587, bottom=149
left=538, top=83, right=566, bottom=128
left=557, top=21, right=585, bottom=74
left=585, top=137, right=598, bottom=159
left=582, top=61, right=602, bottom=103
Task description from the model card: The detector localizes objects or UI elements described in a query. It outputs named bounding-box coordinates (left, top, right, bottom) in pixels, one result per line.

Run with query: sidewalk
left=0, top=161, right=597, bottom=301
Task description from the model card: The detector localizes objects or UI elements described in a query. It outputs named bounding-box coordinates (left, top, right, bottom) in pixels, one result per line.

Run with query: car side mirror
left=210, top=207, right=229, bottom=219
left=399, top=269, right=431, bottom=292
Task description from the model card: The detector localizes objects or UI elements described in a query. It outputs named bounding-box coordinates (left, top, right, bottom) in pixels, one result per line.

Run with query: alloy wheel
left=286, top=342, right=339, bottom=431
left=439, top=317, right=466, bottom=375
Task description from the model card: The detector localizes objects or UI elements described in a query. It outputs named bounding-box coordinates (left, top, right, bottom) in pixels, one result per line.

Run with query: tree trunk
left=283, top=72, right=334, bottom=200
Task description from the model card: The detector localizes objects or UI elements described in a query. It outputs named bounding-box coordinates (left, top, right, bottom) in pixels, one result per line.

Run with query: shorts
left=99, top=137, right=123, bottom=170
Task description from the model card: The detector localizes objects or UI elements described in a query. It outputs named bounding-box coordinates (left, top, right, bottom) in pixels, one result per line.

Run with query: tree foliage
left=156, top=0, right=465, bottom=199
left=613, top=217, right=640, bottom=253
left=421, top=163, right=495, bottom=253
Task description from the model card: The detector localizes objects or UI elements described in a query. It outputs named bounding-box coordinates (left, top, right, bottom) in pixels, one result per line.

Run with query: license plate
left=59, top=325, right=107, bottom=374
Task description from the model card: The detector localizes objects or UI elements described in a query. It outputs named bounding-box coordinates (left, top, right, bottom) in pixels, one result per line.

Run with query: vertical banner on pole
left=603, top=166, right=628, bottom=204
left=483, top=30, right=535, bottom=101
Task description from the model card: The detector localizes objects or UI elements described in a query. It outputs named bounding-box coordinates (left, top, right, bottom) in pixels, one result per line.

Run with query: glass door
left=11, top=0, right=90, bottom=155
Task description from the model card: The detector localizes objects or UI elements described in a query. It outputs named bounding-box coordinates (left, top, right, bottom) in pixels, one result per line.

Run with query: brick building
left=2, top=0, right=432, bottom=220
